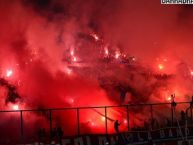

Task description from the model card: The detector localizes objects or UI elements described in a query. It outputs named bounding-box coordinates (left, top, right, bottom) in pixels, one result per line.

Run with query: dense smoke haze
left=0, top=0, right=193, bottom=138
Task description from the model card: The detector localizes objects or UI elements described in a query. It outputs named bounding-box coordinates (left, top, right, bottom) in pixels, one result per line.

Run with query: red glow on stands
left=65, top=97, right=75, bottom=105
left=91, top=121, right=95, bottom=126
left=69, top=98, right=74, bottom=104
left=1, top=0, right=193, bottom=139
left=163, top=58, right=168, bottom=62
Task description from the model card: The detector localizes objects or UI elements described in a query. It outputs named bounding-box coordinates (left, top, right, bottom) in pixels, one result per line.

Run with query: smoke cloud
left=0, top=0, right=193, bottom=139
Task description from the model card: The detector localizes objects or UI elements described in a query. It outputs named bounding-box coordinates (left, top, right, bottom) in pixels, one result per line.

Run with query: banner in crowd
left=18, top=126, right=193, bottom=145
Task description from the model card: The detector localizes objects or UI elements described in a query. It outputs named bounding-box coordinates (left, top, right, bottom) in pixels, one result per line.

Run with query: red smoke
left=0, top=0, right=192, bottom=138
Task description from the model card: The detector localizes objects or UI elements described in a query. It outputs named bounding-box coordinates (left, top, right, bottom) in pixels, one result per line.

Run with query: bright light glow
left=166, top=96, right=171, bottom=101
left=92, top=33, right=99, bottom=41
left=123, top=119, right=127, bottom=124
left=67, top=69, right=72, bottom=75
left=6, top=69, right=13, bottom=77
left=190, top=71, right=193, bottom=76
left=163, top=58, right=168, bottom=62
left=12, top=104, right=19, bottom=110
left=73, top=57, right=77, bottom=62
left=101, top=116, right=105, bottom=122
left=70, top=98, right=74, bottom=104
left=115, top=51, right=120, bottom=59
left=158, top=64, right=164, bottom=70
left=105, top=49, right=109, bottom=55
left=70, top=50, right=74, bottom=56
left=65, top=68, right=72, bottom=75
left=132, top=57, right=136, bottom=61
left=91, top=122, right=95, bottom=126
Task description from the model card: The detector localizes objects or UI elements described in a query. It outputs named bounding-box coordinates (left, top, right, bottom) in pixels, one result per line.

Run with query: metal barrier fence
left=0, top=101, right=192, bottom=144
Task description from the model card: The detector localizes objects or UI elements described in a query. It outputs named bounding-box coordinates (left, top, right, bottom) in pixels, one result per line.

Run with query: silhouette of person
left=114, top=120, right=120, bottom=134
left=180, top=110, right=186, bottom=125
left=57, top=127, right=63, bottom=145
left=182, top=141, right=189, bottom=145
left=51, top=128, right=57, bottom=139
left=37, top=128, right=46, bottom=144
left=148, top=139, right=155, bottom=145
left=166, top=118, right=171, bottom=127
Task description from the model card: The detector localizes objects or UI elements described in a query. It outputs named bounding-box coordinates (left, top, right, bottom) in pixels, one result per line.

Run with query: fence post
left=150, top=105, right=153, bottom=129
left=77, top=108, right=80, bottom=136
left=105, top=107, right=107, bottom=135
left=171, top=106, right=174, bottom=126
left=49, top=109, right=52, bottom=139
left=20, top=110, right=24, bottom=143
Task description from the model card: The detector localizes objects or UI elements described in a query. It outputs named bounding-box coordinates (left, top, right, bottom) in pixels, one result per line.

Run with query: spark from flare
left=70, top=50, right=74, bottom=56
left=190, top=71, right=193, bottom=76
left=101, top=116, right=106, bottom=122
left=6, top=69, right=13, bottom=77
left=105, top=49, right=109, bottom=55
left=166, top=96, right=171, bottom=101
left=73, top=57, right=77, bottom=62
left=91, top=33, right=99, bottom=41
left=132, top=57, right=136, bottom=61
left=123, top=119, right=127, bottom=124
left=115, top=51, right=121, bottom=59
left=12, top=104, right=19, bottom=110
left=65, top=67, right=73, bottom=75
left=158, top=64, right=164, bottom=70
